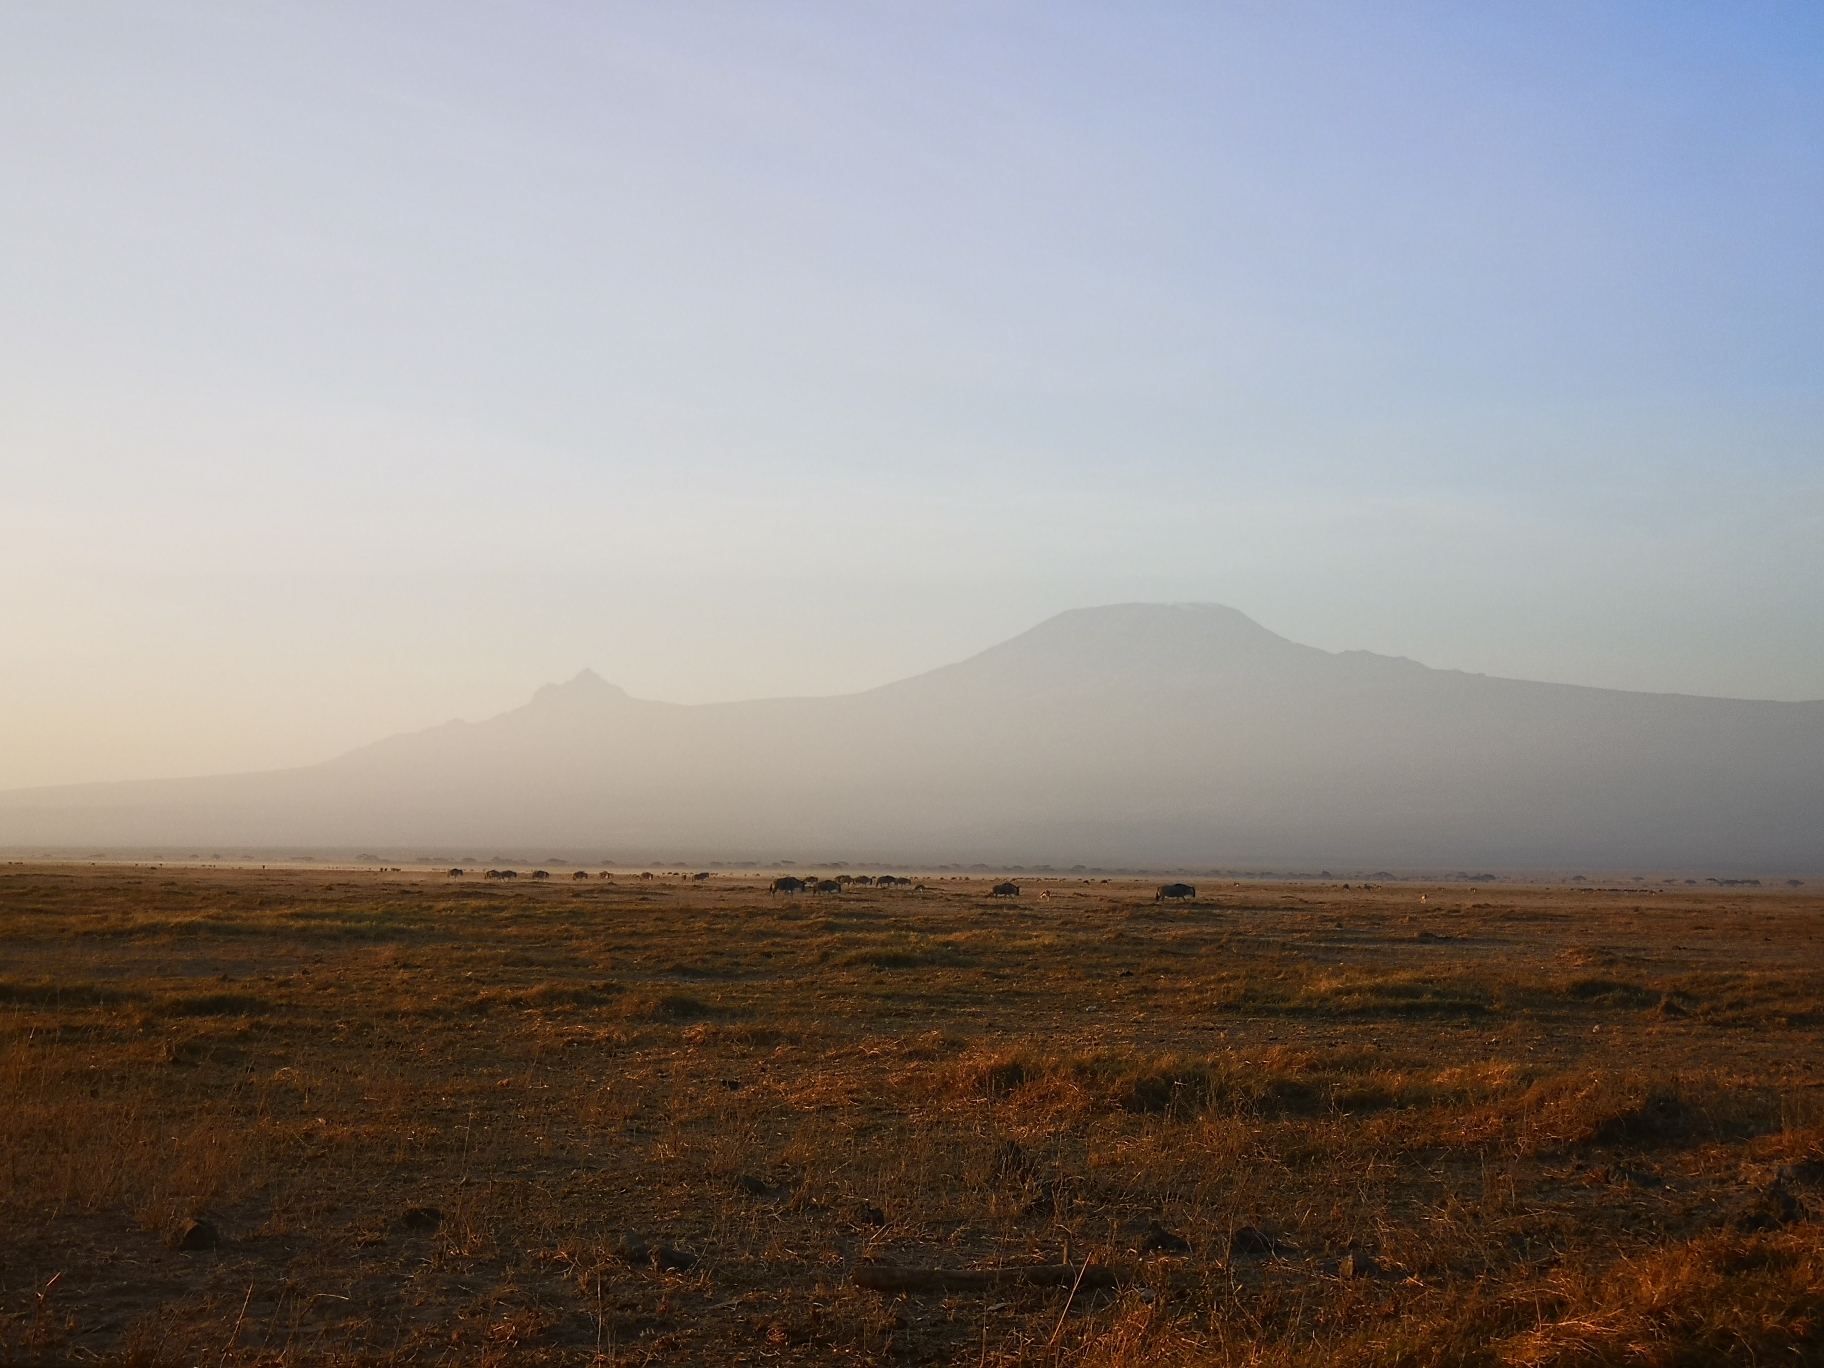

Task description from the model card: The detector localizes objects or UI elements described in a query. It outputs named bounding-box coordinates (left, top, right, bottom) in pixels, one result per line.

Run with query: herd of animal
left=768, top=875, right=914, bottom=895
left=442, top=866, right=1197, bottom=903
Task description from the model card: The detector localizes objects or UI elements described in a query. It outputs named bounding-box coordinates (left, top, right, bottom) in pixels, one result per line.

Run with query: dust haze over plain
left=1, top=6, right=1821, bottom=864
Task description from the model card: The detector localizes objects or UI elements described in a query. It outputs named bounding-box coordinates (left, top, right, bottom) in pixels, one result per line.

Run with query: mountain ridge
left=3, top=603, right=1820, bottom=871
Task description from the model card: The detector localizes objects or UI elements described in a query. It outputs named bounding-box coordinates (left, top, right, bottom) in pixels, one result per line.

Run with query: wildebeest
left=485, top=869, right=519, bottom=881
left=531, top=870, right=550, bottom=880
left=693, top=871, right=711, bottom=881
left=447, top=868, right=466, bottom=878
left=770, top=876, right=806, bottom=896
left=599, top=871, right=614, bottom=880
left=814, top=879, right=842, bottom=894
left=1156, top=882, right=1196, bottom=902
left=573, top=870, right=590, bottom=880
left=991, top=881, right=1020, bottom=898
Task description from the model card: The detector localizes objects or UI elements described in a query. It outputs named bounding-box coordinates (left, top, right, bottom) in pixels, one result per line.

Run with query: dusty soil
left=2, top=863, right=1821, bottom=1365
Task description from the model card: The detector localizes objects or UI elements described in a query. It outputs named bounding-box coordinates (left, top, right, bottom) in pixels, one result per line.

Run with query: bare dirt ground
left=2, top=863, right=1821, bottom=1365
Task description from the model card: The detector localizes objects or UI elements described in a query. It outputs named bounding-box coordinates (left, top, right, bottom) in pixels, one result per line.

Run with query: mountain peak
left=530, top=669, right=629, bottom=705
left=896, top=601, right=1315, bottom=694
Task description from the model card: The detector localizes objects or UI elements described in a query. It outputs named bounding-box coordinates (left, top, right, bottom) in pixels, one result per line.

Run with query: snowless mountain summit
left=3, top=603, right=1820, bottom=871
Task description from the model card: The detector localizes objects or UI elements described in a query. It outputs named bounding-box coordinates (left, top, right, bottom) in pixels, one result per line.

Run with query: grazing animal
left=531, top=870, right=550, bottom=880
left=1038, top=890, right=1050, bottom=901
left=770, top=876, right=806, bottom=896
left=573, top=870, right=590, bottom=880
left=991, top=882, right=1020, bottom=898
left=599, top=872, right=614, bottom=881
left=814, top=879, right=842, bottom=894
left=447, top=868, right=466, bottom=878
left=694, top=872, right=711, bottom=881
left=1156, top=882, right=1196, bottom=902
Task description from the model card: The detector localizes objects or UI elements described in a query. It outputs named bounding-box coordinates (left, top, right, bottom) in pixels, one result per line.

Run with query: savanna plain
left=3, top=863, right=1822, bottom=1366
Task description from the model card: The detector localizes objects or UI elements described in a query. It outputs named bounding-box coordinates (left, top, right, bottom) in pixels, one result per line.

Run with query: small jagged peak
left=530, top=669, right=630, bottom=705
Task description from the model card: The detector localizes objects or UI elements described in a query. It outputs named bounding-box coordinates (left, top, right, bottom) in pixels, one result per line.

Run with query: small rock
left=721, top=1078, right=743, bottom=1090
left=1227, top=1226, right=1276, bottom=1258
left=167, top=1217, right=220, bottom=1252
left=1730, top=1183, right=1804, bottom=1233
left=853, top=1203, right=886, bottom=1226
left=1338, top=1252, right=1382, bottom=1280
left=652, top=1244, right=698, bottom=1272
left=618, top=1235, right=697, bottom=1271
left=734, top=1174, right=776, bottom=1198
left=1139, top=1221, right=1192, bottom=1255
left=1612, top=1166, right=1663, bottom=1190
left=400, top=1205, right=442, bottom=1231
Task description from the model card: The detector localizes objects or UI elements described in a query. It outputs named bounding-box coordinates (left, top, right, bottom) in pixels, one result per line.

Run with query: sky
left=3, top=2, right=1821, bottom=789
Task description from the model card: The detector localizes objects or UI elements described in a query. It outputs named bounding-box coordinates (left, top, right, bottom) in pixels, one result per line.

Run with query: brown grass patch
left=0, top=864, right=1820, bottom=1364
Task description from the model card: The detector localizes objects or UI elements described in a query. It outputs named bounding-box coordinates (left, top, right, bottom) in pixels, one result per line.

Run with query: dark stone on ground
left=1227, top=1226, right=1277, bottom=1258
left=1730, top=1183, right=1805, bottom=1232
left=652, top=1245, right=698, bottom=1271
left=1139, top=1221, right=1193, bottom=1255
left=853, top=1203, right=886, bottom=1226
left=167, top=1217, right=219, bottom=1252
left=400, top=1205, right=443, bottom=1231
left=618, top=1234, right=698, bottom=1271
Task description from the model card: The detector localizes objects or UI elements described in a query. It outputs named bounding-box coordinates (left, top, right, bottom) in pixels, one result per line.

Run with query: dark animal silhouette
left=693, top=871, right=711, bottom=881
left=1156, top=882, right=1196, bottom=901
left=573, top=870, right=590, bottom=880
left=447, top=868, right=465, bottom=877
left=814, top=879, right=842, bottom=894
left=770, top=876, right=806, bottom=896
left=531, top=869, right=550, bottom=880
left=991, top=882, right=1020, bottom=898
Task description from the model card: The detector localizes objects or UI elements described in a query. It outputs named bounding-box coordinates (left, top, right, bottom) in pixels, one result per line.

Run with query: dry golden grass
left=1, top=864, right=1821, bottom=1365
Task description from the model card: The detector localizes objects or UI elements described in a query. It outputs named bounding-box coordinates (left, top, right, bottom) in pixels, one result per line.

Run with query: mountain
left=3, top=603, right=1820, bottom=871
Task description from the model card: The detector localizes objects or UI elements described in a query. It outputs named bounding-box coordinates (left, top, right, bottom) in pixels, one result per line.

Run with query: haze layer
left=2, top=605, right=1818, bottom=872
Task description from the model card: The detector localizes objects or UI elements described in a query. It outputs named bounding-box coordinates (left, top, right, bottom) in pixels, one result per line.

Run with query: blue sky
left=3, top=3, right=1821, bottom=786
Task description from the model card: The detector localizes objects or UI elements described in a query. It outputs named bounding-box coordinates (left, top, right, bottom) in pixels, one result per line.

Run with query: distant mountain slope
left=3, top=604, right=1820, bottom=870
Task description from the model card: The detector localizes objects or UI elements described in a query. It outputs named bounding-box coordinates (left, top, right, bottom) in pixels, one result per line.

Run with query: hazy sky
left=4, top=3, right=1821, bottom=788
